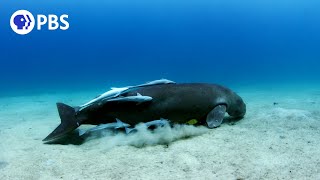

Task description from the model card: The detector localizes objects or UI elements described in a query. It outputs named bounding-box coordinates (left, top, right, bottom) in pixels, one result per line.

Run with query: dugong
left=43, top=80, right=246, bottom=142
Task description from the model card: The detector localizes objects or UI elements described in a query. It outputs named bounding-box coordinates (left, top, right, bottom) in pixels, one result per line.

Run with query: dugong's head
left=227, top=92, right=246, bottom=118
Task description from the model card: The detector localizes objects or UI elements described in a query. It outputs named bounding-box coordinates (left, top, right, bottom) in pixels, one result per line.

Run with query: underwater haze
left=1, top=0, right=320, bottom=95
left=2, top=1, right=320, bottom=179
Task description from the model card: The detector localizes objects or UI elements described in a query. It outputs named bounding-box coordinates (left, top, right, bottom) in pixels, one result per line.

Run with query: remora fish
left=78, top=119, right=130, bottom=136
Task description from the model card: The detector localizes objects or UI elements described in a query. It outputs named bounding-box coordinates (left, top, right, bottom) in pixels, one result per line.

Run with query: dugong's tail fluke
left=43, top=103, right=79, bottom=142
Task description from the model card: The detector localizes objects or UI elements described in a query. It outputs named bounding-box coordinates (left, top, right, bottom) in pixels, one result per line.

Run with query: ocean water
left=1, top=1, right=320, bottom=179
left=1, top=0, right=320, bottom=95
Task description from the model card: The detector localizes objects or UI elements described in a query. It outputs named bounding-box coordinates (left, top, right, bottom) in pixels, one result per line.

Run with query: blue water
left=1, top=0, right=320, bottom=95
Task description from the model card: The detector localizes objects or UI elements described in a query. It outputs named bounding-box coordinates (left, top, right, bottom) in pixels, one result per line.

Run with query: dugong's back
left=103, top=83, right=234, bottom=124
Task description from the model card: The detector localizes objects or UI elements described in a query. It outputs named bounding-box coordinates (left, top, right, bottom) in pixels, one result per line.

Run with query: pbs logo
left=10, top=10, right=35, bottom=35
left=10, top=10, right=69, bottom=35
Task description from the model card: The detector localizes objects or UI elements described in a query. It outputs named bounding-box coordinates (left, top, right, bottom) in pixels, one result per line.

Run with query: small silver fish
left=125, top=118, right=170, bottom=134
left=79, top=119, right=130, bottom=136
left=106, top=93, right=152, bottom=103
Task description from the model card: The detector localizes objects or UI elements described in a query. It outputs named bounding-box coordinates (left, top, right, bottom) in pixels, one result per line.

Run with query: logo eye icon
left=10, top=10, right=35, bottom=35
left=13, top=14, right=32, bottom=30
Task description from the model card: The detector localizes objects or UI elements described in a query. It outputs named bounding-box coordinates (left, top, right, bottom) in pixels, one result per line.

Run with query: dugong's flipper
left=206, top=105, right=226, bottom=128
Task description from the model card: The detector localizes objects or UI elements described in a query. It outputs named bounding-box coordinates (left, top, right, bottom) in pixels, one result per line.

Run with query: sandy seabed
left=1, top=84, right=320, bottom=180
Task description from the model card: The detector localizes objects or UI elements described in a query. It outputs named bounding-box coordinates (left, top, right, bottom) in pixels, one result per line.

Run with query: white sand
left=1, top=84, right=320, bottom=179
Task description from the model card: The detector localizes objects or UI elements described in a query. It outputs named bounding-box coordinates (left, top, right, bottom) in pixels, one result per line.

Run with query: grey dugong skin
left=81, top=83, right=246, bottom=125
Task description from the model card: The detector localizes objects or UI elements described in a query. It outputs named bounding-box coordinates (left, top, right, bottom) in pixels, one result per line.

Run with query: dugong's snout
left=228, top=94, right=246, bottom=118
left=236, top=99, right=246, bottom=117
